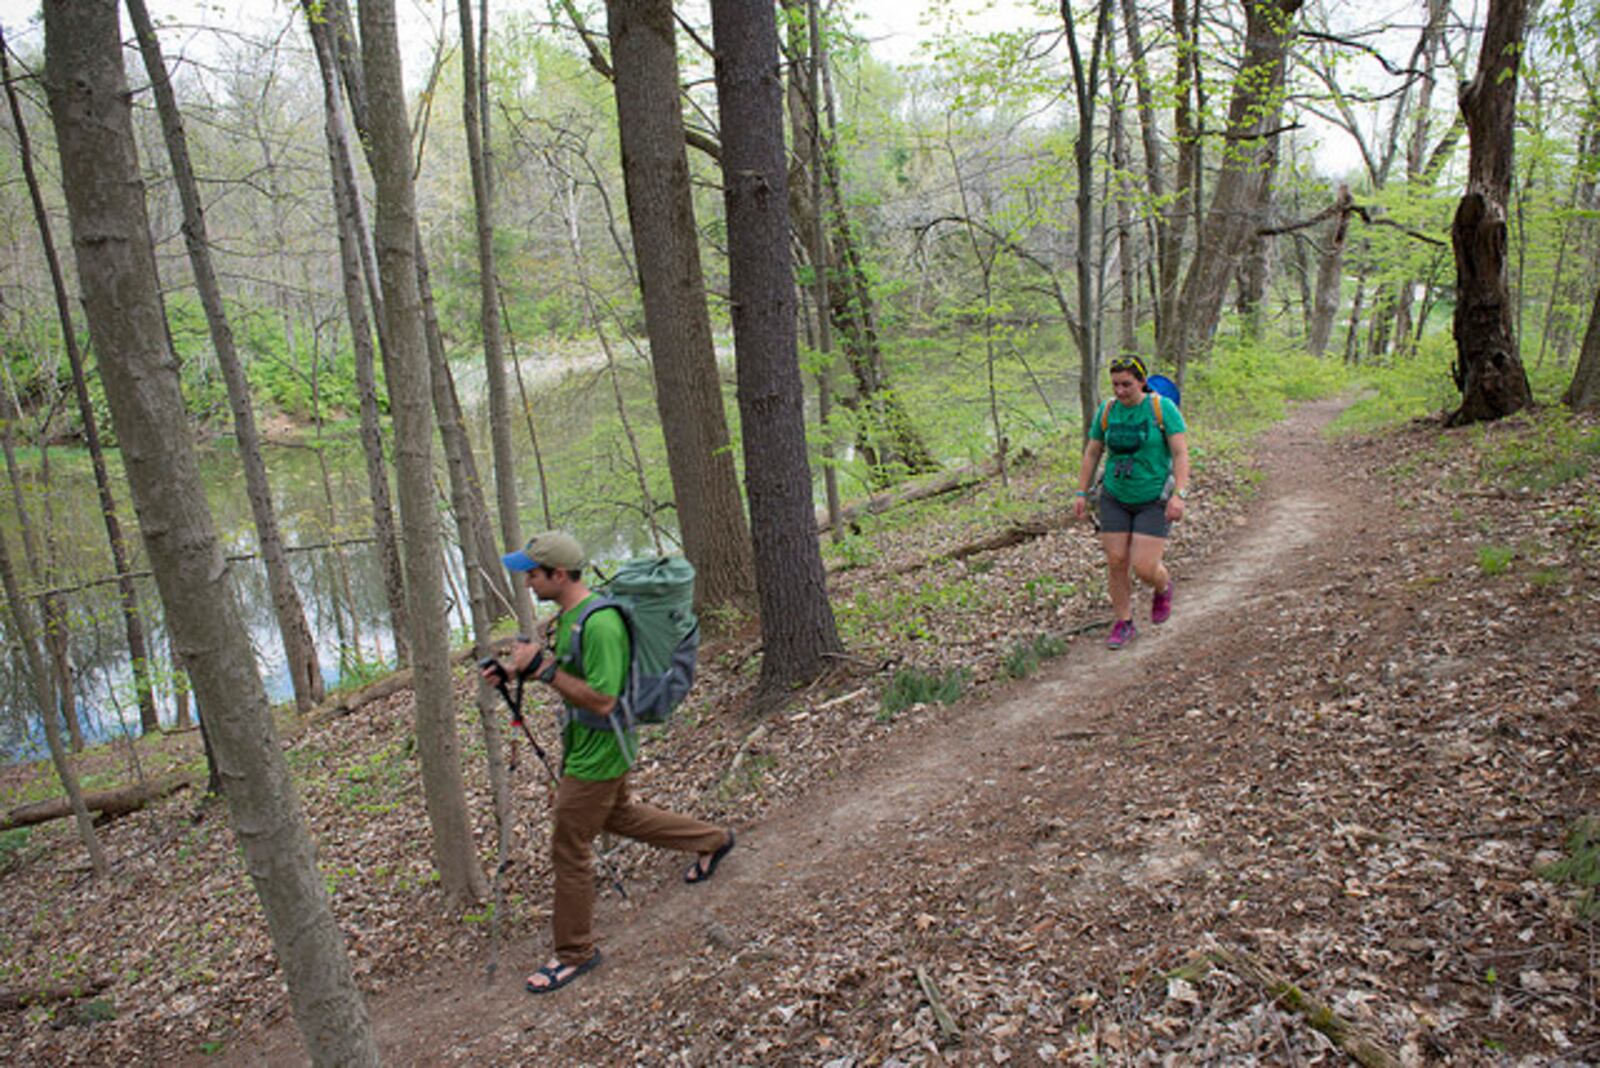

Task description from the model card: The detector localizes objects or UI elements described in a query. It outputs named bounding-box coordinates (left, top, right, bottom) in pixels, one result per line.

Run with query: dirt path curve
left=240, top=397, right=1366, bottom=1065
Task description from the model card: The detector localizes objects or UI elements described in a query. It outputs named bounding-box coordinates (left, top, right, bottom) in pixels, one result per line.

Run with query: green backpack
left=563, top=557, right=699, bottom=748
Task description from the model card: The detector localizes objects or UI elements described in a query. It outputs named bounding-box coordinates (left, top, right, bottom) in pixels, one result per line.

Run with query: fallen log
left=1, top=772, right=191, bottom=832
left=0, top=976, right=111, bottom=1013
left=815, top=459, right=999, bottom=535
left=895, top=509, right=1072, bottom=574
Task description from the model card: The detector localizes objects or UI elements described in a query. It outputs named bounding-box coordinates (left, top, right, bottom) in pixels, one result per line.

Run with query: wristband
left=537, top=657, right=558, bottom=684
left=1075, top=490, right=1087, bottom=497
left=1176, top=488, right=1189, bottom=500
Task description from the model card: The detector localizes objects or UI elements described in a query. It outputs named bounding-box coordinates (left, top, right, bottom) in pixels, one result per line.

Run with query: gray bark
left=358, top=0, right=487, bottom=905
left=1121, top=0, right=1176, bottom=348
left=0, top=29, right=151, bottom=744
left=302, top=0, right=411, bottom=667
left=605, top=0, right=755, bottom=611
left=1308, top=185, right=1354, bottom=357
left=458, top=0, right=532, bottom=633
left=1161, top=0, right=1303, bottom=382
left=1562, top=283, right=1600, bottom=410
left=709, top=0, right=843, bottom=693
left=127, top=0, right=325, bottom=713
left=42, top=3, right=376, bottom=1060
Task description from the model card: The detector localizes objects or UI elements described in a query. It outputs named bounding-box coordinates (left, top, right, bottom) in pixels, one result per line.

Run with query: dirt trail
left=233, top=397, right=1536, bottom=1065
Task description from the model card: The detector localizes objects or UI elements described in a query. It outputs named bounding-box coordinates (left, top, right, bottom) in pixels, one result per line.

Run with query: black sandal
left=525, top=950, right=601, bottom=994
left=684, top=829, right=736, bottom=884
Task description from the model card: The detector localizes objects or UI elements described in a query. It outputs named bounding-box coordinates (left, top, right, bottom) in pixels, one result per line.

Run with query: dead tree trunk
left=1447, top=0, right=1533, bottom=426
left=1308, top=185, right=1355, bottom=356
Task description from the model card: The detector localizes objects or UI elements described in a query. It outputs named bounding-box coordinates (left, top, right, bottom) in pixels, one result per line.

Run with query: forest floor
left=3, top=396, right=1599, bottom=1066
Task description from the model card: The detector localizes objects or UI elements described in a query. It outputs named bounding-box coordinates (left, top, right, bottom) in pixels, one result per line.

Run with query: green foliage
left=0, top=827, right=32, bottom=870
left=1185, top=335, right=1353, bottom=432
left=1473, top=407, right=1600, bottom=493
left=1475, top=544, right=1516, bottom=576
left=837, top=575, right=982, bottom=646
left=879, top=665, right=970, bottom=719
left=337, top=741, right=411, bottom=814
left=1002, top=632, right=1067, bottom=679
left=1536, top=818, right=1600, bottom=920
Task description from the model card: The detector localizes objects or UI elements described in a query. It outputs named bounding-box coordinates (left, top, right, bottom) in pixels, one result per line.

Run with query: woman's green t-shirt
left=1089, top=393, right=1185, bottom=504
left=555, top=595, right=632, bottom=781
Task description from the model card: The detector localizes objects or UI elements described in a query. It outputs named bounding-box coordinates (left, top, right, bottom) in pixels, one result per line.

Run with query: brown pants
left=551, top=773, right=727, bottom=965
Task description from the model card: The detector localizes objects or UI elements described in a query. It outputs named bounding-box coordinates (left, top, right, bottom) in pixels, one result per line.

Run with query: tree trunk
left=782, top=0, right=842, bottom=537
left=128, top=0, right=326, bottom=714
left=1563, top=283, right=1600, bottom=411
left=1109, top=50, right=1138, bottom=357
left=1343, top=265, right=1368, bottom=365
left=302, top=0, right=411, bottom=667
left=1, top=771, right=190, bottom=833
left=2, top=30, right=156, bottom=741
left=605, top=0, right=756, bottom=612
left=458, top=0, right=533, bottom=634
left=1308, top=185, right=1354, bottom=356
left=1064, top=0, right=1113, bottom=430
left=1121, top=0, right=1175, bottom=350
left=0, top=520, right=106, bottom=872
left=1447, top=0, right=1533, bottom=427
left=358, top=0, right=487, bottom=906
left=709, top=0, right=843, bottom=694
left=1161, top=0, right=1303, bottom=382
left=42, top=4, right=377, bottom=1061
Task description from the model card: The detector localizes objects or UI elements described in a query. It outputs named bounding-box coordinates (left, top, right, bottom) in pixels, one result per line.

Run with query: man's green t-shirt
left=555, top=594, right=632, bottom=781
left=1089, top=393, right=1186, bottom=504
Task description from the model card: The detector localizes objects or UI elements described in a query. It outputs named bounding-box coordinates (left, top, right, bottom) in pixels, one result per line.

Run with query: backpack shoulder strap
left=1098, top=399, right=1113, bottom=433
left=568, top=596, right=628, bottom=676
left=1149, top=392, right=1165, bottom=433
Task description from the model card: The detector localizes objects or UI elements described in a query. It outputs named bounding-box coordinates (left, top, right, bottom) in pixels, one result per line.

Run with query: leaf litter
left=0, top=399, right=1596, bottom=1065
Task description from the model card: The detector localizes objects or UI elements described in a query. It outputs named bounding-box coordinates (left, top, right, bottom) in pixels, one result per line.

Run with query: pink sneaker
left=1152, top=578, right=1175, bottom=624
left=1106, top=619, right=1137, bottom=649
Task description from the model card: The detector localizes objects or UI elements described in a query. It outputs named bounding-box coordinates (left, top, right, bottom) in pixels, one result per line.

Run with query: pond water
left=0, top=334, right=1081, bottom=760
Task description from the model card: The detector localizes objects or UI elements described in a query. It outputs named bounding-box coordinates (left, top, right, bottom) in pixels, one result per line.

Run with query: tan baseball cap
left=502, top=530, right=586, bottom=573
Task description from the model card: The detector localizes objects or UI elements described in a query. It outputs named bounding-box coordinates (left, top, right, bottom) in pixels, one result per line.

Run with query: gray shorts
left=1097, top=490, right=1170, bottom=538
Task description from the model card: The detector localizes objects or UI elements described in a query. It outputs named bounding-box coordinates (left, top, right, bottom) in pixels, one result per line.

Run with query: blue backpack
left=561, top=556, right=699, bottom=760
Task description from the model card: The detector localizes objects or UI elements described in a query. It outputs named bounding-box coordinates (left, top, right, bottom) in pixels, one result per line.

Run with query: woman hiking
left=1072, top=354, right=1191, bottom=649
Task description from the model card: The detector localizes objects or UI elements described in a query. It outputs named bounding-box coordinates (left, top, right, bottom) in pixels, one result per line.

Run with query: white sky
left=0, top=0, right=1364, bottom=175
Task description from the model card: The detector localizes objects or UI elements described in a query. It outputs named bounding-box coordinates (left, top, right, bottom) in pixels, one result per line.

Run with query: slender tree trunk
left=1121, top=0, right=1175, bottom=350
left=1448, top=0, right=1533, bottom=426
left=42, top=4, right=376, bottom=1060
left=709, top=0, right=843, bottom=693
left=127, top=0, right=325, bottom=713
left=458, top=0, right=532, bottom=633
left=358, top=0, right=487, bottom=905
left=1343, top=265, right=1368, bottom=366
left=0, top=527, right=107, bottom=876
left=605, top=0, right=755, bottom=611
left=782, top=0, right=842, bottom=537
left=1064, top=0, right=1113, bottom=429
left=1107, top=22, right=1137, bottom=356
left=1563, top=283, right=1600, bottom=410
left=1161, top=0, right=1303, bottom=382
left=302, top=1, right=411, bottom=667
left=2, top=29, right=158, bottom=737
left=1308, top=185, right=1354, bottom=357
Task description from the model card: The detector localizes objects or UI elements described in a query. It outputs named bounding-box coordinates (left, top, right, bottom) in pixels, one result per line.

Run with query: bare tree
left=357, top=0, right=487, bottom=905
left=1448, top=0, right=1533, bottom=426
left=604, top=0, right=755, bottom=611
left=127, top=0, right=326, bottom=713
left=709, top=0, right=843, bottom=695
left=459, top=0, right=532, bottom=633
left=1563, top=284, right=1600, bottom=410
left=42, top=3, right=376, bottom=1060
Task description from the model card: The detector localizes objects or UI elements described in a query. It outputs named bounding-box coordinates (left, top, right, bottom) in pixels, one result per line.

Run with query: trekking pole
left=479, top=655, right=629, bottom=901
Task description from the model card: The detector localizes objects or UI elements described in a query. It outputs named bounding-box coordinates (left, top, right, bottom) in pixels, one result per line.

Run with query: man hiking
left=485, top=531, right=735, bottom=994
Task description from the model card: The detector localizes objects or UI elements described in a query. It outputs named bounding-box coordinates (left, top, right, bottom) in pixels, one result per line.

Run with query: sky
left=0, top=0, right=1364, bottom=174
